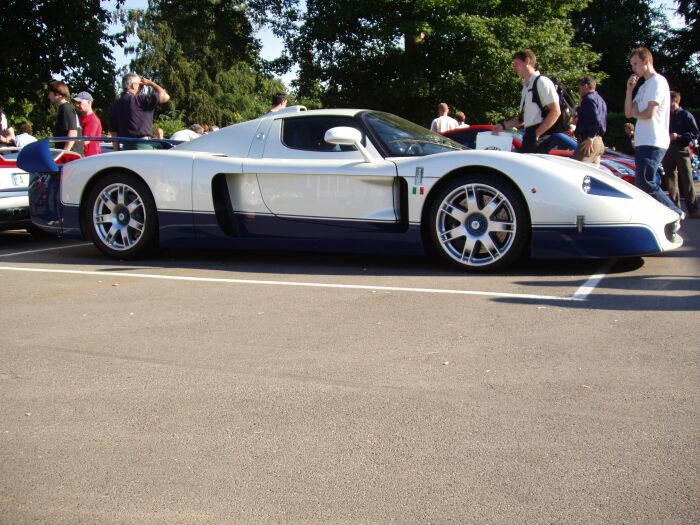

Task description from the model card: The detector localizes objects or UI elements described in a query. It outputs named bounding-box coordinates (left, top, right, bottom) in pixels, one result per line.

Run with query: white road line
left=0, top=265, right=583, bottom=301
left=0, top=243, right=91, bottom=258
left=571, top=259, right=615, bottom=301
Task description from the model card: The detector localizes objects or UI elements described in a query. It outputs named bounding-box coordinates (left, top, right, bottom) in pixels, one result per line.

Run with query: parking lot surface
left=1, top=219, right=699, bottom=524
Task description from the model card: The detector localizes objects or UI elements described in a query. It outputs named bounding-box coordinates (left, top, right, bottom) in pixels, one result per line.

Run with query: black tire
left=427, top=174, right=529, bottom=272
left=83, top=172, right=159, bottom=259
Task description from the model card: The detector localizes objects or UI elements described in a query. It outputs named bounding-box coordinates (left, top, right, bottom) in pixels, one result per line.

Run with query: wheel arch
left=420, top=165, right=532, bottom=247
left=79, top=167, right=151, bottom=238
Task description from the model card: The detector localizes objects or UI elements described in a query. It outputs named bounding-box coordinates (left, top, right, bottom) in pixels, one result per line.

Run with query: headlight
left=582, top=175, right=591, bottom=193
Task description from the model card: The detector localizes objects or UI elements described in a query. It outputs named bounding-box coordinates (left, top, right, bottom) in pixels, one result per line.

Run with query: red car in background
left=442, top=125, right=637, bottom=184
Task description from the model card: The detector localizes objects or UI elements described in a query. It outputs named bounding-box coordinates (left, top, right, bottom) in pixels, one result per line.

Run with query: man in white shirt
left=170, top=124, right=204, bottom=142
left=625, top=47, right=683, bottom=218
left=492, top=49, right=561, bottom=153
left=430, top=103, right=458, bottom=133
left=14, top=123, right=37, bottom=149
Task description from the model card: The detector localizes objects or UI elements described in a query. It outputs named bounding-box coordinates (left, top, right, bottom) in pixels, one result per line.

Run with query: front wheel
left=427, top=174, right=529, bottom=272
left=84, top=172, right=158, bottom=259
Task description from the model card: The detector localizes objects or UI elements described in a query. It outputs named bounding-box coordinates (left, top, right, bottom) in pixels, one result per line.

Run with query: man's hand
left=579, top=137, right=595, bottom=156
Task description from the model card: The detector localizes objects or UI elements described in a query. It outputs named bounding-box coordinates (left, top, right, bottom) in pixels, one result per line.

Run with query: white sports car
left=19, top=107, right=683, bottom=271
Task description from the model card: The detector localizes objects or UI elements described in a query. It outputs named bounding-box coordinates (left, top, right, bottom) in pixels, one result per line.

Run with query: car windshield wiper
left=388, top=138, right=461, bottom=149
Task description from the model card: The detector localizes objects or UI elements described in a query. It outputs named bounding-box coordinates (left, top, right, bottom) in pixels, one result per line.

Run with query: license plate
left=12, top=173, right=28, bottom=187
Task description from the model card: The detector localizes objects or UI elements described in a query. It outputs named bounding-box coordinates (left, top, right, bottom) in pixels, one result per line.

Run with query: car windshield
left=362, top=111, right=465, bottom=157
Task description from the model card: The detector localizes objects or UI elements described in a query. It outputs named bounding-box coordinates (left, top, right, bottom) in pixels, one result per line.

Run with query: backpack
left=531, top=75, right=576, bottom=134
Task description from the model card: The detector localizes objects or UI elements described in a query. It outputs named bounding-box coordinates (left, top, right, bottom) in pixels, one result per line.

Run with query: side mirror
left=324, top=127, right=373, bottom=162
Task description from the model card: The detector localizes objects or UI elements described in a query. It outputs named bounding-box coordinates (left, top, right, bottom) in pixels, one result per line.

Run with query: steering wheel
left=406, top=143, right=423, bottom=156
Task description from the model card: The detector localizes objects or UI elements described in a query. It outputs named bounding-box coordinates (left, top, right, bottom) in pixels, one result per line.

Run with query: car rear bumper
left=0, top=190, right=30, bottom=231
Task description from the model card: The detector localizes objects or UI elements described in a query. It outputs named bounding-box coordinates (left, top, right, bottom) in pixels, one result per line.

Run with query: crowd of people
left=0, top=73, right=223, bottom=156
left=434, top=47, right=699, bottom=220
left=2, top=54, right=698, bottom=218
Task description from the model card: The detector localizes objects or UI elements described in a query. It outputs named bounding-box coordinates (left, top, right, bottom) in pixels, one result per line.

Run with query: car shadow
left=0, top=230, right=635, bottom=279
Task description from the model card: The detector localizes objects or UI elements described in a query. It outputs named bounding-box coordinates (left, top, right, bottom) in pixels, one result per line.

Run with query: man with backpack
left=492, top=49, right=562, bottom=153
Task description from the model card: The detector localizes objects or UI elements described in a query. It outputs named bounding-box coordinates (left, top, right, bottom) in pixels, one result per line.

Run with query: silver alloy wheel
left=435, top=182, right=517, bottom=267
left=92, top=182, right=146, bottom=251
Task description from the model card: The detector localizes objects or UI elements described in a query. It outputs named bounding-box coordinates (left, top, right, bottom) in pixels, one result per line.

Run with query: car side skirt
left=184, top=211, right=425, bottom=255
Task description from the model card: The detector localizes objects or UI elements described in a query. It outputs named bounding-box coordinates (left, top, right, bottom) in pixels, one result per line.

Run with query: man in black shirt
left=47, top=79, right=79, bottom=151
left=662, top=91, right=700, bottom=218
left=109, top=72, right=170, bottom=150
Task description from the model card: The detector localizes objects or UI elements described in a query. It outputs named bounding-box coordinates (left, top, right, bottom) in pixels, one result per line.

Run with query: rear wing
left=47, top=135, right=179, bottom=151
left=17, top=137, right=178, bottom=174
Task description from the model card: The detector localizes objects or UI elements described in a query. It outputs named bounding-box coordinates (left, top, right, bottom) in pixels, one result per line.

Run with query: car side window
left=282, top=116, right=365, bottom=152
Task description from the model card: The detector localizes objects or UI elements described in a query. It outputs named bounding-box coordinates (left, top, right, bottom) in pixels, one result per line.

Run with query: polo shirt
left=669, top=106, right=699, bottom=148
left=109, top=91, right=160, bottom=138
left=575, top=91, right=607, bottom=141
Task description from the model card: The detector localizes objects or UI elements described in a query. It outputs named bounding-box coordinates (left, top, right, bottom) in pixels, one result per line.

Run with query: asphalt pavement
left=0, top=217, right=698, bottom=524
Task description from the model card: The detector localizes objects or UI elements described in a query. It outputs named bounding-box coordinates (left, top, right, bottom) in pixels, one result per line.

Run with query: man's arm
left=141, top=78, right=170, bottom=104
left=110, top=131, right=120, bottom=152
left=492, top=116, right=523, bottom=133
left=679, top=112, right=700, bottom=143
left=635, top=101, right=658, bottom=120
left=535, top=102, right=560, bottom=140
left=64, top=129, right=77, bottom=151
left=625, top=74, right=639, bottom=119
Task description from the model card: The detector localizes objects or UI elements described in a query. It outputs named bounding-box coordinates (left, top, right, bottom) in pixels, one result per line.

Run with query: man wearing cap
left=109, top=72, right=170, bottom=150
left=73, top=91, right=102, bottom=157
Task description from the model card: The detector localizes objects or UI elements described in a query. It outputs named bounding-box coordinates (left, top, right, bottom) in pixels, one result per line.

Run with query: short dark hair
left=512, top=49, right=536, bottom=65
left=272, top=93, right=287, bottom=106
left=48, top=79, right=70, bottom=98
left=670, top=91, right=681, bottom=104
left=579, top=76, right=597, bottom=90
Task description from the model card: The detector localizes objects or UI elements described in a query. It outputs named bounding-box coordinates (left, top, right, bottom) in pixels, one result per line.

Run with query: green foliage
left=286, top=0, right=601, bottom=126
left=605, top=112, right=633, bottom=151
left=572, top=0, right=672, bottom=112
left=0, top=0, right=122, bottom=132
left=120, top=0, right=294, bottom=128
left=661, top=0, right=700, bottom=107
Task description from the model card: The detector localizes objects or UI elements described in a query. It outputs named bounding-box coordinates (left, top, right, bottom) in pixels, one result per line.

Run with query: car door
left=245, top=115, right=400, bottom=225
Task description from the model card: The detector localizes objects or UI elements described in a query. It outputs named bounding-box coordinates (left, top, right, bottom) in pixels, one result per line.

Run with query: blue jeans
left=635, top=145, right=683, bottom=215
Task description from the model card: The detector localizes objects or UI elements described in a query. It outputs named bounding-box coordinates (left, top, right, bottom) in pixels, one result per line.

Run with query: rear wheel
left=427, top=174, right=528, bottom=272
left=84, top=172, right=158, bottom=259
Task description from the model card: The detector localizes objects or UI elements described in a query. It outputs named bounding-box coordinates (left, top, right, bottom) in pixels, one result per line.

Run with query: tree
left=571, top=0, right=670, bottom=112
left=121, top=0, right=295, bottom=127
left=286, top=0, right=601, bottom=126
left=0, top=0, right=124, bottom=132
left=663, top=0, right=700, bottom=106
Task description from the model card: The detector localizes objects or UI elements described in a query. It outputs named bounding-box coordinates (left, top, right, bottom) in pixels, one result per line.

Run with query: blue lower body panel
left=31, top=195, right=663, bottom=261
left=531, top=225, right=662, bottom=258
left=180, top=211, right=425, bottom=255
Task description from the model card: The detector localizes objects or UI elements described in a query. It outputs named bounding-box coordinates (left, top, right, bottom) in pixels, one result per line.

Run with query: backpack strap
left=530, top=75, right=545, bottom=118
